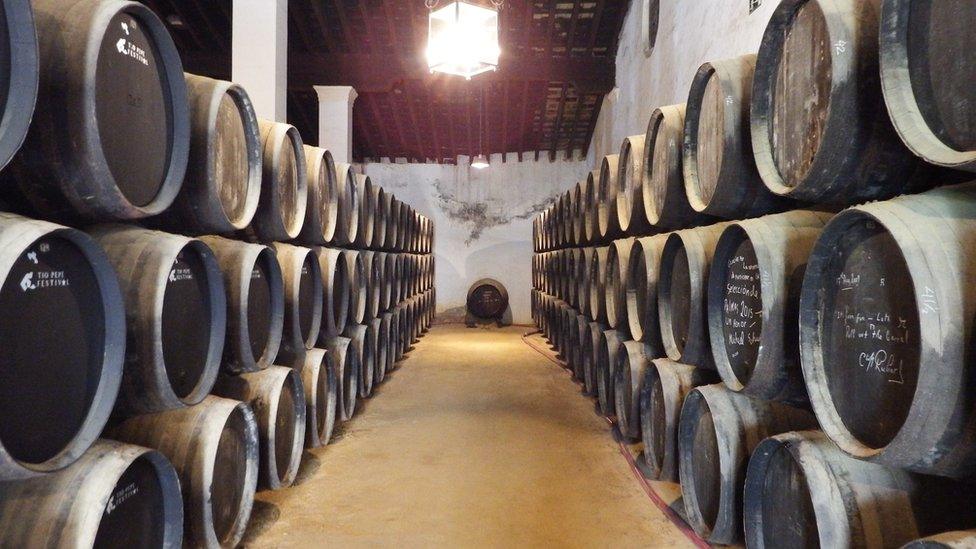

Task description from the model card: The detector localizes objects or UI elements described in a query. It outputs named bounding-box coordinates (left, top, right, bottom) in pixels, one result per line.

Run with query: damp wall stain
left=430, top=178, right=561, bottom=244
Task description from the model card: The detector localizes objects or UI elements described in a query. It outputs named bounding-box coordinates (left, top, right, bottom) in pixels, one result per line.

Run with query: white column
left=314, top=86, right=358, bottom=164
left=232, top=0, right=288, bottom=122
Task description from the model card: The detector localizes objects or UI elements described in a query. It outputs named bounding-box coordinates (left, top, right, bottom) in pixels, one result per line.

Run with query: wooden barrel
left=371, top=184, right=387, bottom=250
left=313, top=247, right=350, bottom=340
left=467, top=278, right=509, bottom=320
left=360, top=250, right=381, bottom=320
left=744, top=431, right=976, bottom=548
left=613, top=340, right=653, bottom=440
left=391, top=306, right=405, bottom=362
left=584, top=169, right=602, bottom=244
left=333, top=163, right=359, bottom=246
left=567, top=311, right=587, bottom=381
left=751, top=0, right=920, bottom=204
left=684, top=55, right=789, bottom=219
left=677, top=384, right=816, bottom=543
left=596, top=329, right=626, bottom=416
left=0, top=440, right=182, bottom=548
left=0, top=213, right=124, bottom=480
left=199, top=236, right=284, bottom=374
left=371, top=316, right=387, bottom=386
left=575, top=247, right=594, bottom=318
left=552, top=192, right=565, bottom=248
left=625, top=235, right=667, bottom=350
left=91, top=225, right=226, bottom=414
left=272, top=243, right=323, bottom=369
left=324, top=335, right=359, bottom=421
left=152, top=73, right=261, bottom=235
left=584, top=321, right=607, bottom=397
left=880, top=0, right=976, bottom=173
left=297, top=146, right=339, bottom=246
left=384, top=252, right=401, bottom=309
left=0, top=0, right=37, bottom=173
left=343, top=323, right=375, bottom=399
left=397, top=204, right=413, bottom=253
left=707, top=210, right=831, bottom=405
left=799, top=183, right=976, bottom=477
left=639, top=359, right=717, bottom=481
left=605, top=237, right=635, bottom=333
left=380, top=312, right=395, bottom=380
left=572, top=180, right=588, bottom=245
left=617, top=134, right=649, bottom=235
left=353, top=174, right=375, bottom=249
left=643, top=104, right=713, bottom=229
left=562, top=189, right=575, bottom=247
left=375, top=251, right=390, bottom=312
left=904, top=532, right=976, bottom=549
left=12, top=0, right=189, bottom=221
left=658, top=222, right=729, bottom=369
left=110, top=396, right=258, bottom=547
left=342, top=249, right=367, bottom=325
left=597, top=154, right=623, bottom=240
left=565, top=249, right=579, bottom=307
left=212, top=366, right=305, bottom=490
left=385, top=195, right=401, bottom=252
left=247, top=120, right=307, bottom=241
left=301, top=348, right=336, bottom=449
left=588, top=246, right=610, bottom=324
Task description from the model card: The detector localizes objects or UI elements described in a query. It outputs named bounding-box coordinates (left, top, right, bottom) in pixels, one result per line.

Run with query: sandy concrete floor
left=244, top=325, right=694, bottom=548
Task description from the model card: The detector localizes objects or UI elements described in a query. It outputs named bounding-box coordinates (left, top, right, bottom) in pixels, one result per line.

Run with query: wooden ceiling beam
left=272, top=53, right=615, bottom=94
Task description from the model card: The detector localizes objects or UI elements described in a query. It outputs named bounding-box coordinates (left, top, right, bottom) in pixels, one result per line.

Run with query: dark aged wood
left=8, top=0, right=188, bottom=221
left=0, top=213, right=123, bottom=480
left=707, top=210, right=831, bottom=405
left=684, top=55, right=789, bottom=219
left=800, top=182, right=976, bottom=478
left=677, top=384, right=816, bottom=544
left=91, top=225, right=226, bottom=414
left=881, top=0, right=976, bottom=172
left=751, top=0, right=920, bottom=205
left=745, top=431, right=976, bottom=548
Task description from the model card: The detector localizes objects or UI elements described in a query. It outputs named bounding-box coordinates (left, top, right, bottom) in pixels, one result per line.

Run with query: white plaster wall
left=363, top=154, right=590, bottom=324
left=589, top=0, right=780, bottom=163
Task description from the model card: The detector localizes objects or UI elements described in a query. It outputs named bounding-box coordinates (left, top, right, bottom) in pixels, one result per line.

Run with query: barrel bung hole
left=96, top=11, right=172, bottom=207
left=666, top=245, right=692, bottom=353
left=274, top=377, right=299, bottom=482
left=93, top=456, right=166, bottom=549
left=760, top=445, right=819, bottom=549
left=690, top=402, right=721, bottom=530
left=0, top=234, right=103, bottom=464
left=212, top=408, right=250, bottom=544
left=719, top=228, right=763, bottom=384
left=819, top=217, right=919, bottom=449
left=162, top=243, right=212, bottom=399
left=906, top=1, right=976, bottom=152
left=214, top=92, right=250, bottom=220
left=247, top=252, right=273, bottom=361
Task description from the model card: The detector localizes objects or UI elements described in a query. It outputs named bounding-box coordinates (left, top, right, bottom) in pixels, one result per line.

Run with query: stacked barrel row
left=534, top=0, right=976, bottom=547
left=0, top=0, right=436, bottom=547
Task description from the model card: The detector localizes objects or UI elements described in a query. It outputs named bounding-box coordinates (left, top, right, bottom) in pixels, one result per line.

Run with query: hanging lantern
left=427, top=1, right=501, bottom=79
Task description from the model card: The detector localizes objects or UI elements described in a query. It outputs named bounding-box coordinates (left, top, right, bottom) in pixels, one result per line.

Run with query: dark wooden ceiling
left=139, top=0, right=629, bottom=163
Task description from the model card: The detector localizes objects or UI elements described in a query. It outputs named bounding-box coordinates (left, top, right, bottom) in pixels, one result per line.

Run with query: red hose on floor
left=521, top=332, right=709, bottom=549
